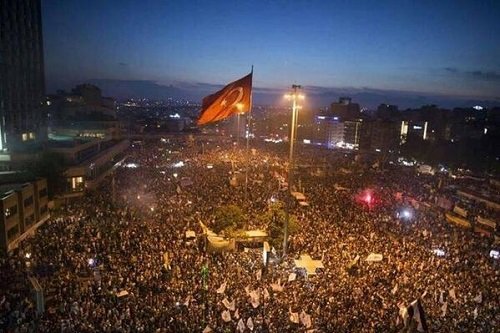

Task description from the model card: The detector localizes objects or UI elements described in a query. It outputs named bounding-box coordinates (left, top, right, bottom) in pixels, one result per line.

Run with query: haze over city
left=42, top=0, right=500, bottom=108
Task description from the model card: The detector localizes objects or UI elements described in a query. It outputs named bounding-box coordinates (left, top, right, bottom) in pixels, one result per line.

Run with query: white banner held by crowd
left=300, top=311, right=312, bottom=328
left=237, top=319, right=245, bottom=332
left=222, top=298, right=235, bottom=311
left=249, top=291, right=260, bottom=308
left=365, top=253, right=383, bottom=262
left=289, top=310, right=300, bottom=324
left=221, top=310, right=231, bottom=322
left=217, top=281, right=227, bottom=294
left=247, top=317, right=254, bottom=331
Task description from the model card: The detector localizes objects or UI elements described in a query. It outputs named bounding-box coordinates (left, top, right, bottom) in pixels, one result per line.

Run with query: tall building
left=46, top=84, right=129, bottom=197
left=330, top=97, right=361, bottom=120
left=0, top=0, right=46, bottom=161
left=314, top=115, right=344, bottom=149
left=343, top=120, right=363, bottom=149
left=376, top=104, right=399, bottom=120
left=401, top=120, right=429, bottom=144
left=365, top=119, right=400, bottom=152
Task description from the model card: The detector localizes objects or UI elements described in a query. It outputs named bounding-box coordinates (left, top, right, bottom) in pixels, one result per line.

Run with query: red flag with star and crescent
left=197, top=72, right=252, bottom=125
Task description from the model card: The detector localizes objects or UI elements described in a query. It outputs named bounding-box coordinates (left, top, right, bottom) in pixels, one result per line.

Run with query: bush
left=259, top=202, right=298, bottom=249
left=212, top=205, right=246, bottom=234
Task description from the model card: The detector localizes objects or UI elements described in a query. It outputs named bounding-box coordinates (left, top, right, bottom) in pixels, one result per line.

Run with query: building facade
left=46, top=85, right=129, bottom=197
left=343, top=120, right=363, bottom=149
left=330, top=97, right=361, bottom=120
left=0, top=178, right=49, bottom=252
left=0, top=0, right=46, bottom=159
left=314, top=115, right=344, bottom=149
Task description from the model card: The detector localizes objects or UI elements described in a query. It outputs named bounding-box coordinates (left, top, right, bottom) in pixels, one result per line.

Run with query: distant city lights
left=264, top=138, right=283, bottom=143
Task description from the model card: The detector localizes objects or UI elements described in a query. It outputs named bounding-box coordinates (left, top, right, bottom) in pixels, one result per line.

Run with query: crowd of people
left=1, top=136, right=498, bottom=332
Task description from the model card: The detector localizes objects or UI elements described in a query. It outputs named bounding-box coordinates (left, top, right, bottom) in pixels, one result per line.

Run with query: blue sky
left=42, top=0, right=500, bottom=107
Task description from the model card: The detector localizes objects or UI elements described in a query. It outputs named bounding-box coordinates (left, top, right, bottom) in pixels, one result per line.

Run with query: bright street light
left=283, top=84, right=304, bottom=258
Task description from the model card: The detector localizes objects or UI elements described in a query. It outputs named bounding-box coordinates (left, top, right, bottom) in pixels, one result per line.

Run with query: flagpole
left=245, top=66, right=253, bottom=200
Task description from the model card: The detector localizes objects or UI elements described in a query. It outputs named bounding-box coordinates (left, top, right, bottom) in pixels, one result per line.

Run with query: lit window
left=29, top=132, right=35, bottom=139
left=71, top=176, right=84, bottom=191
left=22, top=133, right=28, bottom=141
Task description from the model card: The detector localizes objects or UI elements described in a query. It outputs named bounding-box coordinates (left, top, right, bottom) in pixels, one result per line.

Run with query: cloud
left=48, top=78, right=500, bottom=109
left=469, top=70, right=500, bottom=81
left=442, top=67, right=500, bottom=82
left=444, top=67, right=458, bottom=73
left=118, top=62, right=129, bottom=67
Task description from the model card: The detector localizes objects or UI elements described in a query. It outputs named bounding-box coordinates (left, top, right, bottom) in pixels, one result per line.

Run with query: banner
left=217, top=282, right=227, bottom=294
left=221, top=310, right=231, bottom=322
left=445, top=213, right=471, bottom=229
left=365, top=253, right=383, bottom=262
left=453, top=206, right=468, bottom=218
left=477, top=216, right=496, bottom=229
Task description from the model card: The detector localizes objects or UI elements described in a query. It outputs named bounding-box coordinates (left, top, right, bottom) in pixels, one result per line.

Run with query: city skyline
left=42, top=0, right=500, bottom=108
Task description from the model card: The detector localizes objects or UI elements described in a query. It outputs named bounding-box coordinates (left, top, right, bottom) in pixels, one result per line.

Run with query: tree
left=259, top=202, right=299, bottom=249
left=212, top=205, right=246, bottom=234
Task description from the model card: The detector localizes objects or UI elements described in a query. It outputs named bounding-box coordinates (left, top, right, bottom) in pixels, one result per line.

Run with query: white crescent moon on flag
left=220, top=86, right=244, bottom=109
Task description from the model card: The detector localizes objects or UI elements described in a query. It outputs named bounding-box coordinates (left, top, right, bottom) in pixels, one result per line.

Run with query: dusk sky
left=42, top=0, right=500, bottom=108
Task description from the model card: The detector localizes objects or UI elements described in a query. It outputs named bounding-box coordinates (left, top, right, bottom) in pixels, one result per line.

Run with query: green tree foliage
left=259, top=202, right=299, bottom=249
left=212, top=205, right=246, bottom=234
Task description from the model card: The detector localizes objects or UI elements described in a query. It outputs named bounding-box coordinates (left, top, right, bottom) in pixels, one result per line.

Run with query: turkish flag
left=197, top=72, right=252, bottom=125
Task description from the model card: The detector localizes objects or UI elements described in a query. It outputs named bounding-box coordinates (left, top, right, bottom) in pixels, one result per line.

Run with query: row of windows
left=40, top=204, right=47, bottom=215
left=23, top=195, right=33, bottom=207
left=25, top=213, right=34, bottom=227
left=21, top=132, right=35, bottom=141
left=69, top=177, right=85, bottom=192
left=7, top=225, right=19, bottom=240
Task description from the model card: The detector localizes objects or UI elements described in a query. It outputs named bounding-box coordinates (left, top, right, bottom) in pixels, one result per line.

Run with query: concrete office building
left=0, top=178, right=49, bottom=252
left=46, top=85, right=129, bottom=197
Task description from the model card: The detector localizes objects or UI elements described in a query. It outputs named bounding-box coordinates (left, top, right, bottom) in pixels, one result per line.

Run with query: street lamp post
left=236, top=112, right=241, bottom=146
left=236, top=103, right=244, bottom=146
left=283, top=85, right=304, bottom=258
